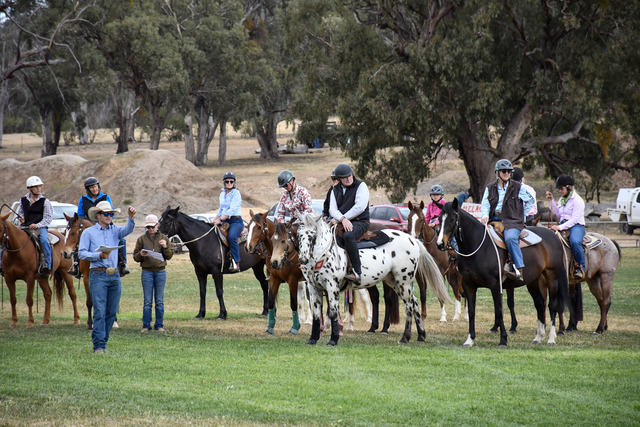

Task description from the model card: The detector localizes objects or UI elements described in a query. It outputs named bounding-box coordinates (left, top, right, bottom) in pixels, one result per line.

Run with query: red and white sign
left=460, top=203, right=482, bottom=221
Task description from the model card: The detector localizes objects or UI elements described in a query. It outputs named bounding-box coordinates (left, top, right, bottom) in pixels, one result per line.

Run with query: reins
left=1, top=221, right=33, bottom=253
left=173, top=221, right=216, bottom=245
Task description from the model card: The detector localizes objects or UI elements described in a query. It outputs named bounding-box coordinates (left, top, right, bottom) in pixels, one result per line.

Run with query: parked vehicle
left=369, top=204, right=410, bottom=232
left=266, top=199, right=325, bottom=223
left=10, top=200, right=78, bottom=234
left=607, top=187, right=640, bottom=234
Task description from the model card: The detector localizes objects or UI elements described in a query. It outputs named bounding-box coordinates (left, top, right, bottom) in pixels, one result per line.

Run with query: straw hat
left=88, top=201, right=120, bottom=222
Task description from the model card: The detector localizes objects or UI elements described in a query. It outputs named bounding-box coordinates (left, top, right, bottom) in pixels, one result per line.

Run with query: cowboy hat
left=88, top=201, right=120, bottom=222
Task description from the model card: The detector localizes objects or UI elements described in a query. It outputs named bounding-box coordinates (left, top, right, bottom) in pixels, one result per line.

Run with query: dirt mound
left=0, top=149, right=246, bottom=216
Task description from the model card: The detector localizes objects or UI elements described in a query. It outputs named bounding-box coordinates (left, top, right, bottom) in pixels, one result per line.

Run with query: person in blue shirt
left=480, top=159, right=535, bottom=281
left=76, top=177, right=129, bottom=277
left=212, top=172, right=243, bottom=273
left=457, top=188, right=471, bottom=206
left=79, top=201, right=136, bottom=354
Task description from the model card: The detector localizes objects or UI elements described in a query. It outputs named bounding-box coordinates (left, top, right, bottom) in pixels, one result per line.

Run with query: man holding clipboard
left=79, top=201, right=136, bottom=354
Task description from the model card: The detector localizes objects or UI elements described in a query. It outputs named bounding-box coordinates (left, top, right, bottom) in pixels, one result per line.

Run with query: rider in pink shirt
left=424, top=185, right=445, bottom=227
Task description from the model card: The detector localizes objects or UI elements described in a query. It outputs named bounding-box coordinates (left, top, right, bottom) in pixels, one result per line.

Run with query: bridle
left=248, top=219, right=270, bottom=258
left=443, top=211, right=489, bottom=258
left=0, top=221, right=31, bottom=253
left=272, top=227, right=299, bottom=267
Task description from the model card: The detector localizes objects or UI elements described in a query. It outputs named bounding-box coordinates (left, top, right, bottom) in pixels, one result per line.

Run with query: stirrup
left=38, top=265, right=51, bottom=276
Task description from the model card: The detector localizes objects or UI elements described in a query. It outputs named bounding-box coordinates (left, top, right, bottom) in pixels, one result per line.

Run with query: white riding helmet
left=26, top=176, right=44, bottom=188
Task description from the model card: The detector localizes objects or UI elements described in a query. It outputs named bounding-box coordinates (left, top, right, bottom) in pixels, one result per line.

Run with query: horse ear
left=452, top=198, right=459, bottom=210
left=64, top=213, right=71, bottom=221
left=408, top=201, right=413, bottom=210
left=420, top=200, right=425, bottom=210
left=249, top=209, right=254, bottom=217
left=1, top=213, right=10, bottom=221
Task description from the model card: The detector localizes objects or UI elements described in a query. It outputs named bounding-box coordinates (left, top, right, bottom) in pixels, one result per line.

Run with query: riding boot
left=573, top=265, right=585, bottom=280
left=228, top=259, right=240, bottom=273
left=344, top=270, right=360, bottom=284
left=67, top=262, right=80, bottom=278
left=38, top=250, right=50, bottom=276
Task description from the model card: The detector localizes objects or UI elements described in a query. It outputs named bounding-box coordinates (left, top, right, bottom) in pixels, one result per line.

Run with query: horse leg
left=212, top=271, right=227, bottom=320
left=381, top=282, right=399, bottom=334
left=36, top=277, right=52, bottom=326
left=194, top=270, right=208, bottom=319
left=64, top=274, right=80, bottom=325
left=527, top=283, right=547, bottom=344
left=366, top=285, right=380, bottom=333
left=25, top=280, right=36, bottom=327
left=6, top=278, right=18, bottom=328
left=491, top=286, right=508, bottom=347
left=252, top=263, right=269, bottom=316
left=416, top=271, right=428, bottom=321
left=265, top=276, right=280, bottom=334
left=287, top=279, right=300, bottom=334
left=307, top=284, right=323, bottom=345
left=449, top=271, right=462, bottom=321
left=345, top=287, right=355, bottom=331
left=566, top=283, right=582, bottom=332
left=326, top=284, right=341, bottom=346
left=587, top=273, right=613, bottom=335
left=357, top=288, right=372, bottom=323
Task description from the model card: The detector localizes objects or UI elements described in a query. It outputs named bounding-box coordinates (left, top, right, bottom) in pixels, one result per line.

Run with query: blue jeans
left=504, top=228, right=524, bottom=269
left=89, top=270, right=122, bottom=351
left=142, top=270, right=166, bottom=329
left=568, top=224, right=586, bottom=269
left=224, top=217, right=244, bottom=263
left=39, top=227, right=52, bottom=269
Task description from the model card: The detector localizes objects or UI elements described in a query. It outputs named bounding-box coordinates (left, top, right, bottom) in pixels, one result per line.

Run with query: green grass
left=1, top=249, right=639, bottom=426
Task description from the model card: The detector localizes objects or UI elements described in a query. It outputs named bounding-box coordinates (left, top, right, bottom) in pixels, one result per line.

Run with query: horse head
left=296, top=213, right=327, bottom=265
left=407, top=200, right=426, bottom=238
left=270, top=219, right=297, bottom=270
left=246, top=210, right=273, bottom=254
left=437, top=200, right=460, bottom=251
left=61, top=212, right=82, bottom=259
left=159, top=205, right=181, bottom=237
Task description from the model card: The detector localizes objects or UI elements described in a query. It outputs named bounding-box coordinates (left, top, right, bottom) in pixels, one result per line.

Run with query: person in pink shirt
left=546, top=174, right=586, bottom=279
left=424, top=185, right=445, bottom=227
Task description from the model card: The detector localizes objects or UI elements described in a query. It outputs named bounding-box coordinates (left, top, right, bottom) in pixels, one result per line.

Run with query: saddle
left=557, top=230, right=601, bottom=278
left=334, top=224, right=391, bottom=249
left=214, top=222, right=248, bottom=248
left=487, top=222, right=542, bottom=249
left=23, top=228, right=59, bottom=275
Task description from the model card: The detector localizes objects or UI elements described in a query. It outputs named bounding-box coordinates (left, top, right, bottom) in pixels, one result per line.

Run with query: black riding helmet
left=334, top=163, right=354, bottom=178
left=512, top=167, right=524, bottom=183
left=278, top=169, right=295, bottom=188
left=223, top=172, right=236, bottom=187
left=556, top=174, right=574, bottom=188
left=84, top=176, right=100, bottom=189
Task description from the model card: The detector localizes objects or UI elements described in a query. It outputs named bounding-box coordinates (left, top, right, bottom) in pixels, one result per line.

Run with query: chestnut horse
left=0, top=212, right=63, bottom=327
left=407, top=200, right=464, bottom=322
left=60, top=213, right=95, bottom=329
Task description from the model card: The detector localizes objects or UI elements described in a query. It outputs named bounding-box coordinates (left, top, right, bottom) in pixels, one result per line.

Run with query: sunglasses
left=146, top=225, right=156, bottom=229
left=101, top=212, right=115, bottom=218
left=224, top=180, right=235, bottom=184
left=499, top=170, right=512, bottom=174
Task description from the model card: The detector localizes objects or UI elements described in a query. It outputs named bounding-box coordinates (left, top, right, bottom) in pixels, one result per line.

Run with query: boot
left=68, top=262, right=80, bottom=278
left=38, top=251, right=50, bottom=276
left=228, top=259, right=240, bottom=273
left=344, top=271, right=360, bottom=284
left=573, top=266, right=585, bottom=280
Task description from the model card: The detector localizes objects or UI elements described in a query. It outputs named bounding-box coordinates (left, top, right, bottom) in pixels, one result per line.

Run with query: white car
left=10, top=200, right=78, bottom=234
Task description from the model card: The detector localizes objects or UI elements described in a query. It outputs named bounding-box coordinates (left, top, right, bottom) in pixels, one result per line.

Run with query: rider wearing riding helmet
left=546, top=174, right=586, bottom=279
left=480, top=159, right=535, bottom=281
left=328, top=163, right=370, bottom=283
left=276, top=169, right=312, bottom=222
left=425, top=185, right=445, bottom=227
left=76, top=176, right=129, bottom=277
left=212, top=172, right=243, bottom=273
left=16, top=176, right=53, bottom=276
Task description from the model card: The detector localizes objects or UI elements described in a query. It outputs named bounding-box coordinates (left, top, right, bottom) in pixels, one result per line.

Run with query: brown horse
left=60, top=213, right=96, bottom=329
left=407, top=201, right=464, bottom=322
left=558, top=231, right=620, bottom=335
left=245, top=211, right=306, bottom=334
left=0, top=212, right=61, bottom=327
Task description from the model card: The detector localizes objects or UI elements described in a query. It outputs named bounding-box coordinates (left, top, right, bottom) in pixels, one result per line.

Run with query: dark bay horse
left=159, top=206, right=268, bottom=319
left=245, top=211, right=306, bottom=334
left=407, top=200, right=463, bottom=322
left=436, top=200, right=570, bottom=347
left=0, top=212, right=61, bottom=327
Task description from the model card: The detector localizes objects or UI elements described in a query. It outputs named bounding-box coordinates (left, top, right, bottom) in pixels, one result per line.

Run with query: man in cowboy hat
left=79, top=201, right=137, bottom=354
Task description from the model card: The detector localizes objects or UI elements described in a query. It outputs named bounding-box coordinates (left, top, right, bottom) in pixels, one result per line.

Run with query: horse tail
left=613, top=239, right=622, bottom=261
left=53, top=270, right=65, bottom=311
left=573, top=282, right=584, bottom=322
left=556, top=263, right=571, bottom=318
left=383, top=282, right=400, bottom=325
left=416, top=240, right=451, bottom=305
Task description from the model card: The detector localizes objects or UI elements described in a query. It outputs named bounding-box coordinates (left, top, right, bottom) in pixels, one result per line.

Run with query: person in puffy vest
left=13, top=176, right=53, bottom=276
left=480, top=159, right=535, bottom=281
left=328, top=163, right=370, bottom=283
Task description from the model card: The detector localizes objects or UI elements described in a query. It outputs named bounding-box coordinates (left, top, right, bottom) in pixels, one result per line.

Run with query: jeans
left=89, top=270, right=122, bottom=351
left=568, top=224, right=586, bottom=269
left=39, top=227, right=52, bottom=269
left=504, top=228, right=524, bottom=269
left=142, top=270, right=166, bottom=329
left=224, top=217, right=244, bottom=263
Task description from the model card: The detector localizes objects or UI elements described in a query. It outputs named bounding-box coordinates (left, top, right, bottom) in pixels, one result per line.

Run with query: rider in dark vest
left=480, top=159, right=535, bottom=281
left=75, top=177, right=129, bottom=277
left=17, top=176, right=53, bottom=276
left=329, top=163, right=370, bottom=283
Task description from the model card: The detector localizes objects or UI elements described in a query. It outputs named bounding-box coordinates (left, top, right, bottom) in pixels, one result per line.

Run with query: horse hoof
left=398, top=338, right=409, bottom=344
left=289, top=328, right=298, bottom=335
left=557, top=330, right=564, bottom=336
left=489, top=328, right=498, bottom=334
left=531, top=339, right=542, bottom=344
left=307, top=339, right=317, bottom=345
left=417, top=336, right=425, bottom=342
left=498, top=343, right=507, bottom=348
left=327, top=340, right=337, bottom=346
left=112, top=322, right=119, bottom=328
left=265, top=327, right=274, bottom=335
left=593, top=331, right=604, bottom=335
left=380, top=331, right=388, bottom=335
left=508, top=329, right=517, bottom=335
left=367, top=329, right=376, bottom=334
left=216, top=316, right=227, bottom=321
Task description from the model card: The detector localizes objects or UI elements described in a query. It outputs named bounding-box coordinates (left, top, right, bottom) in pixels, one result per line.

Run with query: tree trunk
left=456, top=121, right=494, bottom=201
left=72, top=102, right=89, bottom=145
left=194, top=108, right=218, bottom=166
left=111, top=84, right=135, bottom=154
left=254, top=113, right=279, bottom=159
left=147, top=100, right=174, bottom=150
left=0, top=78, right=8, bottom=149
left=184, top=114, right=196, bottom=164
left=40, top=106, right=55, bottom=157
left=216, top=119, right=227, bottom=166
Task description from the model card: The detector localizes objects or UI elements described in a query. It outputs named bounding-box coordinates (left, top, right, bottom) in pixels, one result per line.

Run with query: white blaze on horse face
left=246, top=222, right=256, bottom=250
left=409, top=213, right=417, bottom=237
left=437, top=213, right=447, bottom=246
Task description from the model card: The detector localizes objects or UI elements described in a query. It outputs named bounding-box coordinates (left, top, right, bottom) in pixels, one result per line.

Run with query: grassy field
left=1, top=249, right=639, bottom=426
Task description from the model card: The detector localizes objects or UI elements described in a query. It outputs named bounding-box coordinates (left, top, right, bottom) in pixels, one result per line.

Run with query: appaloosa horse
left=297, top=213, right=449, bottom=346
left=159, top=206, right=268, bottom=319
left=437, top=200, right=571, bottom=347
left=407, top=200, right=464, bottom=322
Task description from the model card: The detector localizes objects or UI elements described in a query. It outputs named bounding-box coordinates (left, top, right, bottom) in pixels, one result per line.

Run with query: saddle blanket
left=488, top=226, right=542, bottom=249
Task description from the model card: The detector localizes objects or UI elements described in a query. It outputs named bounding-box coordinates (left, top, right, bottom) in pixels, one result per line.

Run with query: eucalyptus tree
left=290, top=0, right=640, bottom=202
